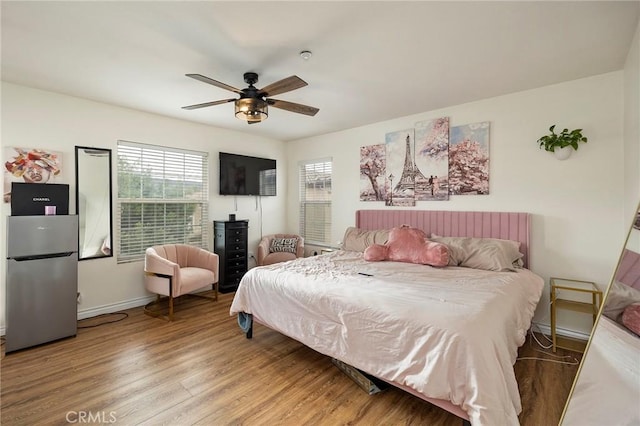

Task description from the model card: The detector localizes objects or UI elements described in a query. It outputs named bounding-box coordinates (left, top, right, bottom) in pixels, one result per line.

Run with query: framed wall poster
left=3, top=147, right=63, bottom=203
left=385, top=129, right=416, bottom=207
left=360, top=144, right=387, bottom=201
left=414, top=117, right=450, bottom=201
left=449, top=121, right=490, bottom=195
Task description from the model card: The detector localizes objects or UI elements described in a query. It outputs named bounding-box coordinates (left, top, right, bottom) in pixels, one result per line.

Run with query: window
left=299, top=159, right=332, bottom=245
left=259, top=168, right=276, bottom=196
left=116, top=141, right=209, bottom=263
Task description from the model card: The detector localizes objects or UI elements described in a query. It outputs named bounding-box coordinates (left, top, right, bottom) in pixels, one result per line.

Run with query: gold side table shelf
left=550, top=277, right=602, bottom=353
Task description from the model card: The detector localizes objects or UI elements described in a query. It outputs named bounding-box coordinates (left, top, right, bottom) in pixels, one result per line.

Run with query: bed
left=230, top=210, right=544, bottom=426
left=561, top=315, right=640, bottom=425
left=562, top=247, right=640, bottom=424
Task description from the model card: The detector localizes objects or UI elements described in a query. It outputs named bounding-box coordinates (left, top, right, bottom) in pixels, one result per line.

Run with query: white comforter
left=230, top=251, right=544, bottom=425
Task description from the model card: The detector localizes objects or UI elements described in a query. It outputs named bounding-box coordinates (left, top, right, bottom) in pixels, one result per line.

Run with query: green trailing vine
left=537, top=125, right=588, bottom=152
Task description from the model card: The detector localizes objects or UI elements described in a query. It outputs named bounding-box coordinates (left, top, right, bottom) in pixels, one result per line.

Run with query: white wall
left=624, top=21, right=640, bottom=226
left=623, top=21, right=640, bottom=255
left=0, top=82, right=287, bottom=329
left=286, top=72, right=627, bottom=334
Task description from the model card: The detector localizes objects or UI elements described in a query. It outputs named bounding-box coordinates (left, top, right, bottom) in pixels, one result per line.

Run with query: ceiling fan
left=182, top=72, right=319, bottom=124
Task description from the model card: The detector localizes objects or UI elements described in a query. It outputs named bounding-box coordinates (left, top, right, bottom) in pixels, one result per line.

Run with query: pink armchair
left=257, top=234, right=305, bottom=266
left=144, top=244, right=219, bottom=321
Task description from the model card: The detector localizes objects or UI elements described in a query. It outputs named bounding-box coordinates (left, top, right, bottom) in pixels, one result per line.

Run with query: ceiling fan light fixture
left=184, top=72, right=318, bottom=121
left=235, top=98, right=268, bottom=122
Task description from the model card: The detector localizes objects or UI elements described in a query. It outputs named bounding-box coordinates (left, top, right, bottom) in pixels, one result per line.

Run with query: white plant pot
left=554, top=146, right=572, bottom=160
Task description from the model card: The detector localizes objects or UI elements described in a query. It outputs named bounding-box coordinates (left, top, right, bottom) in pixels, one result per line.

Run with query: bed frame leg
left=462, top=419, right=471, bottom=426
left=246, top=323, right=253, bottom=339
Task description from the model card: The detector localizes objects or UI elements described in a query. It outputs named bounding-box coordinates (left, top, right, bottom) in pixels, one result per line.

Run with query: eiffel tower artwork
left=385, top=119, right=450, bottom=206
left=395, top=134, right=428, bottom=192
left=385, top=130, right=421, bottom=206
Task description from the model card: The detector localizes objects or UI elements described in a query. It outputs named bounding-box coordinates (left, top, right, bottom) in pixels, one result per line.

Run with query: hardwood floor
left=1, top=292, right=580, bottom=425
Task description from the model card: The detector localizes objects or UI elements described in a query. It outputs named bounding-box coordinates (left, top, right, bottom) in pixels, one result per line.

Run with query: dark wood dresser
left=213, top=220, right=248, bottom=293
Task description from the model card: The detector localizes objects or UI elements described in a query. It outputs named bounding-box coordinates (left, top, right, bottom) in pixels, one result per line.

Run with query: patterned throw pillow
left=269, top=237, right=298, bottom=254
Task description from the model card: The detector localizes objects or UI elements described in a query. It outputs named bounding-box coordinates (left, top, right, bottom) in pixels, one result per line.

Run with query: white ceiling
left=2, top=1, right=638, bottom=142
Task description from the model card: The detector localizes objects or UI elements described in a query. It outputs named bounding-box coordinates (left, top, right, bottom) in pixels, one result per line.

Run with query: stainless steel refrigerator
left=6, top=215, right=78, bottom=353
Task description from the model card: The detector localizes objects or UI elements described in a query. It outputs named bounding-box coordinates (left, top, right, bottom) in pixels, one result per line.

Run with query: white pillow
left=341, top=227, right=389, bottom=252
left=430, top=235, right=524, bottom=272
left=603, top=280, right=640, bottom=322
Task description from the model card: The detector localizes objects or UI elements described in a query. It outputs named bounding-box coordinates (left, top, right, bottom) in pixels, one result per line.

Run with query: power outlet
left=248, top=252, right=254, bottom=258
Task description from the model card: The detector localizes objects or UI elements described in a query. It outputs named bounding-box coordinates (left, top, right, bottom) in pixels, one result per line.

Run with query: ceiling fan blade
left=267, top=98, right=319, bottom=116
left=259, top=76, right=307, bottom=97
left=182, top=99, right=235, bottom=110
left=186, top=74, right=243, bottom=94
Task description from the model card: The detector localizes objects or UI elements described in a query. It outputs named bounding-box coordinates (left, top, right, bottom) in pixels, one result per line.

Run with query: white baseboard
left=2, top=310, right=592, bottom=342
left=78, top=288, right=215, bottom=320
left=532, top=322, right=591, bottom=341
left=0, top=295, right=163, bottom=336
left=77, top=296, right=155, bottom=320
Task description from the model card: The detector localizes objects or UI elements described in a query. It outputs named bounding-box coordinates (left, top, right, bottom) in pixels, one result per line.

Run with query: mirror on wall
left=75, top=146, right=113, bottom=260
left=561, top=201, right=640, bottom=425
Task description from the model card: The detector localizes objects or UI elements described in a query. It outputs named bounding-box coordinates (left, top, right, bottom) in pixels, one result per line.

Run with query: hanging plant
left=537, top=125, right=588, bottom=152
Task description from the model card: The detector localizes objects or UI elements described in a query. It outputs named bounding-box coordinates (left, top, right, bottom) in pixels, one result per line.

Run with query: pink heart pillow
left=364, top=225, right=449, bottom=267
left=363, top=244, right=388, bottom=261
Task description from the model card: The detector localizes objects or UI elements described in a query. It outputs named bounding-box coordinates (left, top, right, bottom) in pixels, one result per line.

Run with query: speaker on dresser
left=214, top=219, right=248, bottom=293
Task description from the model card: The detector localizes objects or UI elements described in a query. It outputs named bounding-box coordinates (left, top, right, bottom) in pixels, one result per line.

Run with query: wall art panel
left=385, top=129, right=416, bottom=207
left=360, top=144, right=386, bottom=201
left=3, top=147, right=63, bottom=203
left=449, top=122, right=490, bottom=195
left=415, top=117, right=450, bottom=201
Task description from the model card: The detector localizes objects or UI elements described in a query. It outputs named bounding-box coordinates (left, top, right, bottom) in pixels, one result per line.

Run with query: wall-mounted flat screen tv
left=219, top=152, right=276, bottom=196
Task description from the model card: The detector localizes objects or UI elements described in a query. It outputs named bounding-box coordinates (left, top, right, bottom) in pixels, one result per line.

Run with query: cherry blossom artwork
left=360, top=144, right=387, bottom=201
left=384, top=129, right=416, bottom=207
left=414, top=117, right=450, bottom=201
left=4, top=147, right=63, bottom=203
left=449, top=122, right=490, bottom=195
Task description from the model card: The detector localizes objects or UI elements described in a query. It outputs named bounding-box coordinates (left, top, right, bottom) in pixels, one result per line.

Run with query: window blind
left=299, top=159, right=332, bottom=245
left=116, top=140, right=209, bottom=263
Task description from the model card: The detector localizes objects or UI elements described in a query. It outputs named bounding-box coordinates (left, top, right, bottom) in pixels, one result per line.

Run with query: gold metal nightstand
left=550, top=277, right=603, bottom=353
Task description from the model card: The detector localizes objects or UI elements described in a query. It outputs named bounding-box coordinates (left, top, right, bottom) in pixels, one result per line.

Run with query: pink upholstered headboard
left=616, top=249, right=640, bottom=290
left=355, top=210, right=531, bottom=268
